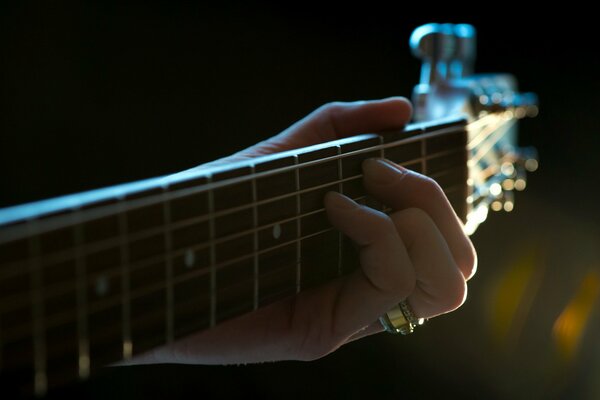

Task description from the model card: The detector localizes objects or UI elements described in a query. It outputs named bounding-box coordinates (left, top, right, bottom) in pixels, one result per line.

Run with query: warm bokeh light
left=488, top=250, right=543, bottom=348
left=552, top=270, right=600, bottom=362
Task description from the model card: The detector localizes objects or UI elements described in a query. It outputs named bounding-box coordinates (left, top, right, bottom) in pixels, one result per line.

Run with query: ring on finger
left=379, top=299, right=425, bottom=335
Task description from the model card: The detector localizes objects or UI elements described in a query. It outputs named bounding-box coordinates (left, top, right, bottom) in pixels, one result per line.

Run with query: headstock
left=409, top=23, right=539, bottom=234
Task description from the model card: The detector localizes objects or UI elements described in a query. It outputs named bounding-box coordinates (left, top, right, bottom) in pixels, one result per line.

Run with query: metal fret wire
left=0, top=145, right=467, bottom=281
left=0, top=182, right=466, bottom=342
left=0, top=116, right=500, bottom=318
left=0, top=115, right=508, bottom=336
left=1, top=195, right=383, bottom=342
left=0, top=113, right=510, bottom=249
left=0, top=119, right=491, bottom=245
left=0, top=164, right=467, bottom=313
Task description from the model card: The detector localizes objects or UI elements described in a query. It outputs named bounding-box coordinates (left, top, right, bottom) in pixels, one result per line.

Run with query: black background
left=2, top=2, right=599, bottom=399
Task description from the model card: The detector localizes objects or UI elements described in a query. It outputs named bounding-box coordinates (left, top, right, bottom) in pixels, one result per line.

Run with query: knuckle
left=359, top=208, right=396, bottom=239
left=441, top=272, right=468, bottom=312
left=314, top=101, right=346, bottom=120
left=458, top=241, right=478, bottom=280
left=420, top=175, right=446, bottom=198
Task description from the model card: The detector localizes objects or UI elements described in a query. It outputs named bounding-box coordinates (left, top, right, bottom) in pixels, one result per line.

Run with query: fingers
left=391, top=208, right=467, bottom=318
left=238, top=97, right=413, bottom=156
left=362, top=158, right=478, bottom=280
left=324, top=192, right=415, bottom=336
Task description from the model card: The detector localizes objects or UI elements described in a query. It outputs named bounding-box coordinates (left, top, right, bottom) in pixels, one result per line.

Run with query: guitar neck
left=0, top=116, right=470, bottom=396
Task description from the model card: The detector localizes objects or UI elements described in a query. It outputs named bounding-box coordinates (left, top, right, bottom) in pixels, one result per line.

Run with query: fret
left=255, top=156, right=297, bottom=200
left=88, top=303, right=123, bottom=370
left=255, top=155, right=299, bottom=303
left=386, top=140, right=422, bottom=166
left=171, top=221, right=210, bottom=251
left=379, top=124, right=425, bottom=144
left=82, top=213, right=120, bottom=245
left=339, top=137, right=379, bottom=199
left=300, top=230, right=339, bottom=289
left=207, top=178, right=217, bottom=328
left=257, top=243, right=297, bottom=306
left=130, top=286, right=166, bottom=355
left=30, top=246, right=80, bottom=388
left=45, top=318, right=77, bottom=388
left=215, top=259, right=254, bottom=323
left=250, top=165, right=259, bottom=311
left=336, top=145, right=343, bottom=277
left=128, top=189, right=168, bottom=355
left=341, top=176, right=364, bottom=199
left=427, top=148, right=468, bottom=175
left=364, top=136, right=386, bottom=212
left=215, top=234, right=254, bottom=264
left=257, top=220, right=296, bottom=250
left=83, top=213, right=124, bottom=372
left=116, top=199, right=132, bottom=360
left=28, top=222, right=47, bottom=396
left=300, top=211, right=330, bottom=237
left=0, top=235, right=33, bottom=395
left=172, top=247, right=210, bottom=278
left=215, top=208, right=254, bottom=238
left=293, top=155, right=301, bottom=294
left=72, top=214, right=90, bottom=380
left=0, top=236, right=29, bottom=265
left=257, top=196, right=297, bottom=226
left=426, top=128, right=467, bottom=153
left=298, top=148, right=339, bottom=190
left=172, top=272, right=210, bottom=339
left=169, top=176, right=209, bottom=222
left=125, top=188, right=164, bottom=234
left=422, top=116, right=467, bottom=134
left=39, top=226, right=75, bottom=256
left=161, top=185, right=174, bottom=344
left=212, top=167, right=253, bottom=212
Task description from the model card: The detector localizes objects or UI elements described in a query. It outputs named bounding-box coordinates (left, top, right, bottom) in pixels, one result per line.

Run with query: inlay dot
left=95, top=275, right=109, bottom=297
left=184, top=249, right=195, bottom=268
left=273, top=223, right=282, bottom=239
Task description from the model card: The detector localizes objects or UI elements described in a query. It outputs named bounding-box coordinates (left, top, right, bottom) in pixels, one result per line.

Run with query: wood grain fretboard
left=0, top=116, right=469, bottom=396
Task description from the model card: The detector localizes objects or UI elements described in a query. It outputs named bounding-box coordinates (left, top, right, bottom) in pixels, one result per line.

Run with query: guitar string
left=0, top=115, right=509, bottom=348
left=0, top=115, right=508, bottom=324
left=1, top=213, right=357, bottom=341
left=0, top=144, right=471, bottom=279
left=0, top=118, right=507, bottom=310
left=3, top=177, right=467, bottom=338
left=0, top=112, right=507, bottom=246
left=0, top=175, right=467, bottom=319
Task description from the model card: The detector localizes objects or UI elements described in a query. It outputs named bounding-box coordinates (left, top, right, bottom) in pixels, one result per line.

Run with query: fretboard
left=0, top=116, right=470, bottom=396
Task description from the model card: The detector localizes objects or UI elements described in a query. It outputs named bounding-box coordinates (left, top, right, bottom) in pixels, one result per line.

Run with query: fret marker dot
left=273, top=223, right=282, bottom=239
left=95, top=275, right=109, bottom=297
left=185, top=249, right=195, bottom=268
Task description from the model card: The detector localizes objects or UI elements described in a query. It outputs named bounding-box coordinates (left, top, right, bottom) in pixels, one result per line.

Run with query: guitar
left=0, top=23, right=538, bottom=397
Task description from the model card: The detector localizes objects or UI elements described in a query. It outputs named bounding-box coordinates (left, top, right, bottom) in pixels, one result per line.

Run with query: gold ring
left=379, top=300, right=425, bottom=335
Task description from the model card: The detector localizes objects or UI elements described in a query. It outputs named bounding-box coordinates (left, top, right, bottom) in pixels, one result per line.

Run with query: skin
left=124, top=97, right=477, bottom=365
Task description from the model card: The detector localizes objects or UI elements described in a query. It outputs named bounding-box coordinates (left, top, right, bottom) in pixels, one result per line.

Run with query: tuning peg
left=410, top=23, right=456, bottom=86
left=449, top=24, right=476, bottom=79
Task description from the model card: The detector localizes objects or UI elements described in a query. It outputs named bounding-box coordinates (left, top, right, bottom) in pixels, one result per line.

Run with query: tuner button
left=410, top=23, right=456, bottom=85
left=449, top=24, right=476, bottom=78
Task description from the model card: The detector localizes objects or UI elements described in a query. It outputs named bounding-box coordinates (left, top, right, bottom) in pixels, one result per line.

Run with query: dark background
left=2, top=2, right=599, bottom=399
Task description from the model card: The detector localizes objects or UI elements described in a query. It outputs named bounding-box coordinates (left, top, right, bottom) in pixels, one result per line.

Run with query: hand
left=127, top=97, right=477, bottom=365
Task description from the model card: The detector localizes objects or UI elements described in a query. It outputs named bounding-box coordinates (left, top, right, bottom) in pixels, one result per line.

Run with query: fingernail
left=324, top=191, right=358, bottom=210
left=362, top=158, right=406, bottom=185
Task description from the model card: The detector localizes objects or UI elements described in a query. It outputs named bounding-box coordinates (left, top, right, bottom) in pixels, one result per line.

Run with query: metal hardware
left=409, top=23, right=539, bottom=235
